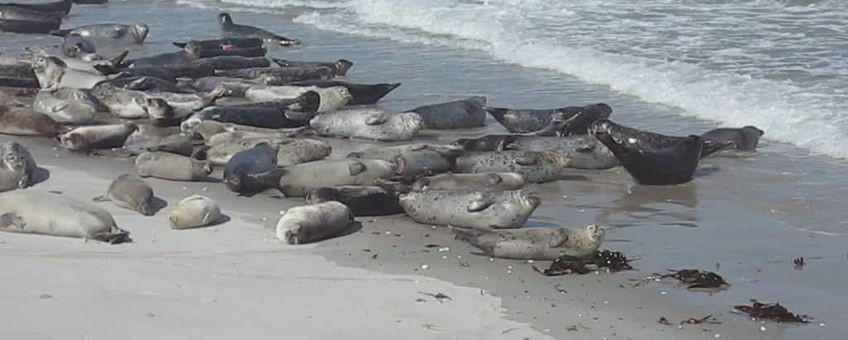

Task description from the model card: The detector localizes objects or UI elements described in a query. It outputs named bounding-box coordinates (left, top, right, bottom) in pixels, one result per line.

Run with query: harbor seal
left=411, top=172, right=525, bottom=191
left=59, top=122, right=137, bottom=152
left=451, top=134, right=619, bottom=170
left=219, top=13, right=300, bottom=46
left=347, top=143, right=462, bottom=179
left=0, top=142, right=38, bottom=192
left=0, top=191, right=130, bottom=243
left=0, top=58, right=39, bottom=88
left=2, top=0, right=71, bottom=15
left=487, top=103, right=612, bottom=134
left=30, top=55, right=106, bottom=90
left=275, top=201, right=357, bottom=245
left=272, top=58, right=354, bottom=77
left=0, top=105, right=62, bottom=137
left=173, top=38, right=267, bottom=58
left=223, top=142, right=280, bottom=195
left=92, top=173, right=156, bottom=216
left=289, top=80, right=400, bottom=105
left=135, top=151, right=212, bottom=181
left=590, top=120, right=703, bottom=185
left=399, top=189, right=540, bottom=229
left=61, top=34, right=97, bottom=58
left=245, top=85, right=351, bottom=114
left=305, top=186, right=403, bottom=216
left=452, top=150, right=570, bottom=183
left=451, top=224, right=605, bottom=260
left=700, top=126, right=764, bottom=156
left=190, top=91, right=319, bottom=129
left=408, top=96, right=487, bottom=129
left=51, top=23, right=149, bottom=44
left=33, top=87, right=104, bottom=124
left=168, top=195, right=222, bottom=229
left=309, top=109, right=423, bottom=141
left=276, top=159, right=396, bottom=197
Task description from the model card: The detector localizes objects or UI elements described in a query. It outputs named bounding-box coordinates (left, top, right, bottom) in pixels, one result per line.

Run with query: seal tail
left=700, top=139, right=736, bottom=158
left=93, top=226, right=132, bottom=244
left=335, top=59, right=354, bottom=76
left=49, top=29, right=72, bottom=37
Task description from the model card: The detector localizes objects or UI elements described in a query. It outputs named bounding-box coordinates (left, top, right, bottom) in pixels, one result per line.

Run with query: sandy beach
left=1, top=1, right=847, bottom=339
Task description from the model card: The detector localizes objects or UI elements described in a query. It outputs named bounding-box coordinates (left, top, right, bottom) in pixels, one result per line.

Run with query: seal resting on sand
left=451, top=224, right=605, bottom=260
left=275, top=201, right=357, bottom=244
left=399, top=189, right=540, bottom=229
left=92, top=173, right=156, bottom=216
left=169, top=195, right=222, bottom=229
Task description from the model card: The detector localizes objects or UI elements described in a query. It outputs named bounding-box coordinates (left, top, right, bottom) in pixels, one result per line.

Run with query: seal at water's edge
left=408, top=96, right=487, bottom=129
left=93, top=173, right=156, bottom=216
left=0, top=191, right=130, bottom=243
left=399, top=189, right=540, bottom=229
left=411, top=172, right=525, bottom=191
left=219, top=13, right=300, bottom=46
left=590, top=120, right=703, bottom=185
left=451, top=224, right=605, bottom=260
left=275, top=201, right=356, bottom=244
left=700, top=126, right=764, bottom=156
left=169, top=195, right=222, bottom=229
left=135, top=151, right=212, bottom=181
left=487, top=103, right=612, bottom=134
left=305, top=186, right=403, bottom=216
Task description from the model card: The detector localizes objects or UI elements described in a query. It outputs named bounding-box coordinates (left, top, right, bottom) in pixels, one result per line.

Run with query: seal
left=411, top=172, right=525, bottom=191
left=289, top=80, right=400, bottom=105
left=274, top=138, right=331, bottom=166
left=219, top=13, right=300, bottom=46
left=399, top=189, right=540, bottom=229
left=0, top=58, right=39, bottom=88
left=30, top=55, right=106, bottom=90
left=146, top=88, right=226, bottom=125
left=0, top=6, right=62, bottom=33
left=191, top=91, right=320, bottom=129
left=451, top=224, right=605, bottom=260
left=61, top=34, right=97, bottom=58
left=408, top=96, right=487, bottom=129
left=276, top=159, right=396, bottom=197
left=272, top=58, right=354, bottom=77
left=275, top=201, right=357, bottom=244
left=0, top=141, right=38, bottom=192
left=223, top=142, right=280, bottom=195
left=0, top=190, right=130, bottom=243
left=348, top=143, right=462, bottom=179
left=51, top=23, right=149, bottom=44
left=168, top=195, right=223, bottom=229
left=33, top=87, right=104, bottom=124
left=306, top=186, right=403, bottom=216
left=487, top=103, right=612, bottom=134
left=124, top=42, right=201, bottom=68
left=135, top=151, right=212, bottom=181
left=700, top=125, right=764, bottom=156
left=191, top=76, right=257, bottom=97
left=2, top=0, right=71, bottom=15
left=89, top=82, right=172, bottom=119
left=451, top=134, right=619, bottom=170
left=0, top=105, right=62, bottom=137
left=92, top=173, right=156, bottom=216
left=309, top=109, right=423, bottom=141
left=590, top=120, right=703, bottom=185
left=59, top=122, right=138, bottom=152
left=173, top=38, right=267, bottom=58
left=246, top=85, right=351, bottom=114
left=453, top=150, right=570, bottom=183
left=123, top=127, right=194, bottom=156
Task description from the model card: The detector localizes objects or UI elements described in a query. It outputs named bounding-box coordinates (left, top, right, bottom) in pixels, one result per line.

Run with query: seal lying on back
left=223, top=142, right=279, bottom=195
left=411, top=172, right=525, bottom=191
left=219, top=13, right=300, bottom=46
left=276, top=159, right=396, bottom=197
left=92, top=173, right=156, bottom=216
left=51, top=23, right=150, bottom=44
left=309, top=109, right=423, bottom=141
left=135, top=151, right=212, bottom=181
left=59, top=122, right=137, bottom=152
left=591, top=120, right=703, bottom=185
left=0, top=142, right=38, bottom=192
left=0, top=191, right=130, bottom=244
left=700, top=126, right=764, bottom=156
left=408, top=96, right=487, bottom=129
left=272, top=58, right=354, bottom=77
left=487, top=103, right=612, bottom=134
left=399, top=189, right=540, bottom=229
left=169, top=195, right=222, bottom=230
left=275, top=201, right=356, bottom=245
left=306, top=186, right=403, bottom=216
left=453, top=150, right=570, bottom=183
left=2, top=0, right=71, bottom=15
left=451, top=224, right=605, bottom=260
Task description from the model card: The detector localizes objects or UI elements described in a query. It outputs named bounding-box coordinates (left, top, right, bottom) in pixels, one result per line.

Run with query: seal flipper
left=0, top=213, right=26, bottom=229
left=92, top=195, right=112, bottom=202
left=466, top=196, right=494, bottom=213
left=243, top=168, right=287, bottom=195
left=365, top=114, right=387, bottom=126
left=547, top=229, right=570, bottom=248
left=700, top=139, right=736, bottom=158
left=335, top=59, right=354, bottom=76
left=486, top=173, right=504, bottom=185
left=449, top=226, right=494, bottom=254
left=92, top=226, right=132, bottom=244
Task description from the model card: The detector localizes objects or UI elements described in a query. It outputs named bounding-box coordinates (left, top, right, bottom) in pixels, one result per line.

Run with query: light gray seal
left=30, top=55, right=106, bottom=90
left=93, top=173, right=156, bottom=216
left=33, top=87, right=104, bottom=124
left=0, top=191, right=130, bottom=244
left=0, top=142, right=38, bottom=192
left=451, top=224, right=605, bottom=260
left=276, top=159, right=396, bottom=197
left=272, top=58, right=354, bottom=76
left=347, top=143, right=462, bottom=179
left=411, top=172, right=525, bottom=191
left=245, top=85, right=351, bottom=114
left=59, top=122, right=138, bottom=152
left=700, top=125, right=764, bottom=157
left=399, top=189, right=540, bottom=229
left=135, top=151, right=212, bottom=181
left=51, top=23, right=149, bottom=44
left=0, top=105, right=62, bottom=137
left=219, top=12, right=300, bottom=46
left=451, top=134, right=619, bottom=170
left=453, top=150, right=570, bottom=183
left=305, top=186, right=403, bottom=217
left=169, top=195, right=222, bottom=230
left=408, top=96, right=486, bottom=129
left=275, top=201, right=357, bottom=245
left=487, top=103, right=612, bottom=134
left=309, top=109, right=423, bottom=141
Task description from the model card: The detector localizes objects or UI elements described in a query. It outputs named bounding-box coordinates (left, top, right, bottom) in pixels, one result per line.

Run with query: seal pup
left=33, top=87, right=103, bottom=124
left=451, top=224, right=605, bottom=260
left=411, top=172, right=525, bottom=191
left=275, top=201, right=357, bottom=244
left=169, top=195, right=222, bottom=229
left=276, top=159, right=396, bottom=197
left=93, top=173, right=156, bottom=216
left=453, top=150, right=570, bottom=183
left=399, top=189, right=540, bottom=229
left=408, top=96, right=487, bottom=129
left=219, top=13, right=300, bottom=46
left=309, top=109, right=423, bottom=141
left=305, top=186, right=403, bottom=216
left=52, top=23, right=149, bottom=44
left=590, top=120, right=703, bottom=185
left=290, top=80, right=400, bottom=105
left=0, top=191, right=130, bottom=243
left=0, top=105, right=62, bottom=137
left=700, top=126, right=764, bottom=156
left=59, top=122, right=137, bottom=152
left=0, top=142, right=38, bottom=192
left=272, top=58, right=354, bottom=76
left=223, top=142, right=280, bottom=195
left=487, top=103, right=612, bottom=134
left=135, top=151, right=212, bottom=181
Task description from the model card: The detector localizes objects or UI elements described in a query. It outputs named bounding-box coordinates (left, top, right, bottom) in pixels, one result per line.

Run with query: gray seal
left=453, top=150, right=570, bottom=183
left=487, top=103, right=612, bottom=134
left=0, top=142, right=38, bottom=192
left=276, top=159, right=396, bottom=197
left=33, top=87, right=104, bottom=124
left=347, top=143, right=462, bottom=179
left=169, top=195, right=223, bottom=230
left=272, top=58, right=354, bottom=77
left=451, top=134, right=619, bottom=170
left=399, top=189, right=540, bottom=229
left=223, top=142, right=279, bottom=195
left=51, top=23, right=149, bottom=44
left=411, top=172, right=525, bottom=191
left=31, top=55, right=106, bottom=90
left=590, top=120, right=703, bottom=185
left=700, top=125, right=764, bottom=156
left=309, top=109, right=423, bottom=141
left=59, top=122, right=138, bottom=152
left=135, top=151, right=212, bottom=181
left=275, top=201, right=356, bottom=244
left=408, top=96, right=486, bottom=129
left=451, top=224, right=605, bottom=260
left=305, top=186, right=403, bottom=216
left=219, top=13, right=300, bottom=46
left=93, top=173, right=156, bottom=216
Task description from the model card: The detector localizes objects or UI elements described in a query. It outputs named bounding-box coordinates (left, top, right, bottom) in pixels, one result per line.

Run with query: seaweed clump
left=532, top=250, right=633, bottom=276
left=734, top=300, right=810, bottom=323
left=662, top=269, right=730, bottom=289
